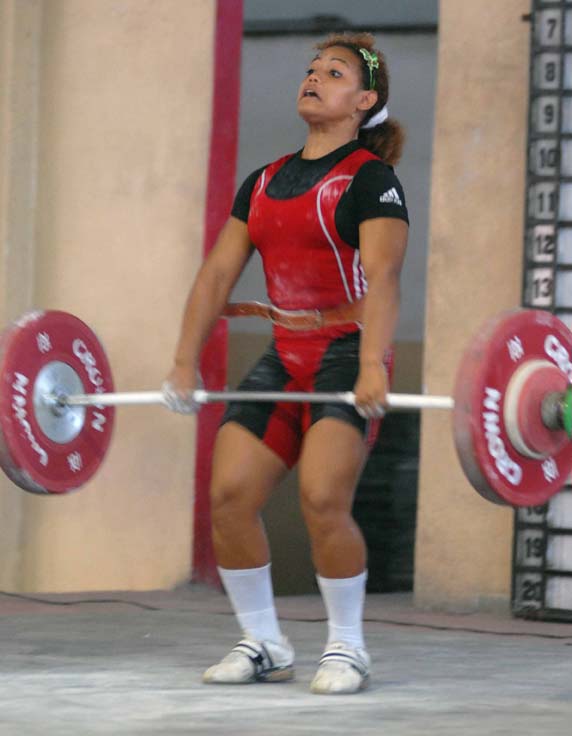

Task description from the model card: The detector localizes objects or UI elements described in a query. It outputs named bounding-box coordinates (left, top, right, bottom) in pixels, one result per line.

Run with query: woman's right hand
left=162, top=363, right=203, bottom=415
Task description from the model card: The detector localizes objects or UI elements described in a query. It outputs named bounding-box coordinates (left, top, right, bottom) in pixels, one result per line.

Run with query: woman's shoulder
left=340, top=146, right=400, bottom=182
left=231, top=153, right=297, bottom=222
left=242, top=152, right=297, bottom=186
left=346, top=153, right=408, bottom=224
left=352, top=154, right=405, bottom=191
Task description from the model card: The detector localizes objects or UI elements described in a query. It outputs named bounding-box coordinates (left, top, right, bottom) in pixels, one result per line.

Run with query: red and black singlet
left=224, top=142, right=409, bottom=465
left=232, top=140, right=409, bottom=341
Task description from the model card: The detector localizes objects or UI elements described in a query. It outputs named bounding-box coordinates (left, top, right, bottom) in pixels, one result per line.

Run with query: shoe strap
left=319, top=649, right=368, bottom=677
left=232, top=639, right=274, bottom=674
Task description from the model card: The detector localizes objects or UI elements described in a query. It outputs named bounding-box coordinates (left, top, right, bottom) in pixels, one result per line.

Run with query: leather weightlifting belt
left=222, top=299, right=364, bottom=331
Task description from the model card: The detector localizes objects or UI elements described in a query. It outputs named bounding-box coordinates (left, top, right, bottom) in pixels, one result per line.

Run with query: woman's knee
left=299, top=482, right=350, bottom=529
left=211, top=475, right=242, bottom=509
left=210, top=477, right=258, bottom=519
left=210, top=424, right=286, bottom=524
left=211, top=459, right=277, bottom=521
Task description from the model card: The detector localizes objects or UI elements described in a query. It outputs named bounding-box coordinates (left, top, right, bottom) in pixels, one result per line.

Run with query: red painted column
left=193, top=0, right=244, bottom=585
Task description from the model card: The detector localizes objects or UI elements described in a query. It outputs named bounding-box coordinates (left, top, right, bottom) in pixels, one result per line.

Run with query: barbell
left=0, top=308, right=571, bottom=506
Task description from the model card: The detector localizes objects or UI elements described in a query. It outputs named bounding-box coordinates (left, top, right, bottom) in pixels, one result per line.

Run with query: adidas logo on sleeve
left=379, top=187, right=403, bottom=206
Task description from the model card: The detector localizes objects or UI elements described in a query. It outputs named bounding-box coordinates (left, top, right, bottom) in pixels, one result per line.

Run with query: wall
left=0, top=0, right=215, bottom=592
left=415, top=0, right=530, bottom=611
left=243, top=0, right=439, bottom=27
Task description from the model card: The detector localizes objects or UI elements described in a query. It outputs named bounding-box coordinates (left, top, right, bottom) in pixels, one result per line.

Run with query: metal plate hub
left=33, top=361, right=86, bottom=444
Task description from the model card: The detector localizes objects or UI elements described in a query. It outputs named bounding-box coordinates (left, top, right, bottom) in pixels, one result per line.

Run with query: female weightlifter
left=164, top=32, right=409, bottom=694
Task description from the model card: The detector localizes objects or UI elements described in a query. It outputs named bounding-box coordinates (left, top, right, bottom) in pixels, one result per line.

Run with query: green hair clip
left=358, top=48, right=379, bottom=90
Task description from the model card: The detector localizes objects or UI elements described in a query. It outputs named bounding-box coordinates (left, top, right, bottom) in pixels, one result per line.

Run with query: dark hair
left=315, top=32, right=405, bottom=166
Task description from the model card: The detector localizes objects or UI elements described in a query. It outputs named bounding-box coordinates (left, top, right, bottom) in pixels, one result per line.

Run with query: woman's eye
left=305, top=67, right=314, bottom=76
left=330, top=69, right=342, bottom=78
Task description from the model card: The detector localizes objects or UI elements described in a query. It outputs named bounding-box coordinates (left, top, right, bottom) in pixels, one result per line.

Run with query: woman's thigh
left=297, top=417, right=368, bottom=514
left=211, top=421, right=289, bottom=512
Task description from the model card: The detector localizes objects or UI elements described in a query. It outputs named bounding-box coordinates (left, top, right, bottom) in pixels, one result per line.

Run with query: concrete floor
left=0, top=586, right=571, bottom=735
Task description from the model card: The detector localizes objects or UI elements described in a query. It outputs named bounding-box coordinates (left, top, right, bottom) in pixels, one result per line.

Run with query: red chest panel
left=247, top=148, right=379, bottom=314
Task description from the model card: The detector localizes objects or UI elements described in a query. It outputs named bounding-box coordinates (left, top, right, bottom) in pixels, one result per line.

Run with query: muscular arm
left=353, top=217, right=409, bottom=413
left=172, top=216, right=253, bottom=371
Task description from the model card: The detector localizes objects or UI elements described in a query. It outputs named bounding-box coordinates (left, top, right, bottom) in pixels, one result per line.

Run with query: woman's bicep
left=202, top=216, right=255, bottom=283
left=359, top=218, right=408, bottom=280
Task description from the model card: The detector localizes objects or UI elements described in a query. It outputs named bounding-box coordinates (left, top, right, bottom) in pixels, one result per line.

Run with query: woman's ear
left=357, top=90, right=378, bottom=113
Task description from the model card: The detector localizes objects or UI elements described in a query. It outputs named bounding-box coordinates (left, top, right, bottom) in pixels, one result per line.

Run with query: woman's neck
left=301, top=128, right=358, bottom=160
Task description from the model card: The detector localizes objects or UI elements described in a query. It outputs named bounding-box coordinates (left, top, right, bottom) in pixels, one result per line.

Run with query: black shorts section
left=221, top=342, right=292, bottom=441
left=311, top=331, right=366, bottom=434
left=221, top=332, right=367, bottom=444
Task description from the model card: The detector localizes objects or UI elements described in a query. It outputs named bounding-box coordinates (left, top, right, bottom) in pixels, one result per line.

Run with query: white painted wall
left=231, top=32, right=437, bottom=341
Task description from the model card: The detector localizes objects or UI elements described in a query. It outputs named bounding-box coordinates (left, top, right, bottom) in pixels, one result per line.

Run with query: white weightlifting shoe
left=202, top=637, right=295, bottom=684
left=310, top=642, right=370, bottom=694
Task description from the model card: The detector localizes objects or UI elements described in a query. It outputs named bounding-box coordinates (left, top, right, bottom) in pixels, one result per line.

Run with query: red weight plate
left=453, top=309, right=572, bottom=507
left=0, top=310, right=115, bottom=494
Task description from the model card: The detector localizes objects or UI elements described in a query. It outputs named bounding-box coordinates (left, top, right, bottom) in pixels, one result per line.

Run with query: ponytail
left=359, top=117, right=406, bottom=166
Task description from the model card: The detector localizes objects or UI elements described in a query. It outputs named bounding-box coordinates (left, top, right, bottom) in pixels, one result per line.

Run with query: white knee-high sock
left=316, top=570, right=367, bottom=649
left=218, top=564, right=283, bottom=643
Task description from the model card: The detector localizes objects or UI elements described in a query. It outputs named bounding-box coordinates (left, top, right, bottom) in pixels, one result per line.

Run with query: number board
left=515, top=0, right=572, bottom=621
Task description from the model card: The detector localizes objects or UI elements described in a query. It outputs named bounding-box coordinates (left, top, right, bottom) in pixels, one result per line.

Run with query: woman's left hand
left=353, top=363, right=388, bottom=419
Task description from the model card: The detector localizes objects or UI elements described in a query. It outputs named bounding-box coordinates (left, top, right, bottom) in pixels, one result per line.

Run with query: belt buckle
left=269, top=306, right=324, bottom=330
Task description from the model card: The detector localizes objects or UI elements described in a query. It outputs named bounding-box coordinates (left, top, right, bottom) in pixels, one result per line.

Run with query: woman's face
left=297, top=45, right=376, bottom=126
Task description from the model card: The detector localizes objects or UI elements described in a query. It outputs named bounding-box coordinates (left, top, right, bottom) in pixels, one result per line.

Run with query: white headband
left=361, top=105, right=388, bottom=130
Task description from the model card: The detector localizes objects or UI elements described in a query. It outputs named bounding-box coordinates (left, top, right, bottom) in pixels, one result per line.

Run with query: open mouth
left=302, top=89, right=320, bottom=99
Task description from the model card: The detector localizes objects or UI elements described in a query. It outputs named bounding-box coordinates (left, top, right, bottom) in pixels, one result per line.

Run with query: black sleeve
left=230, top=166, right=266, bottom=223
left=349, top=160, right=409, bottom=225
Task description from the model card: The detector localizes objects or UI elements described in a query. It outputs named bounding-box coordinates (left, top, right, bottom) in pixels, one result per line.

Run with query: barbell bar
left=1, top=307, right=572, bottom=506
left=56, top=389, right=455, bottom=410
